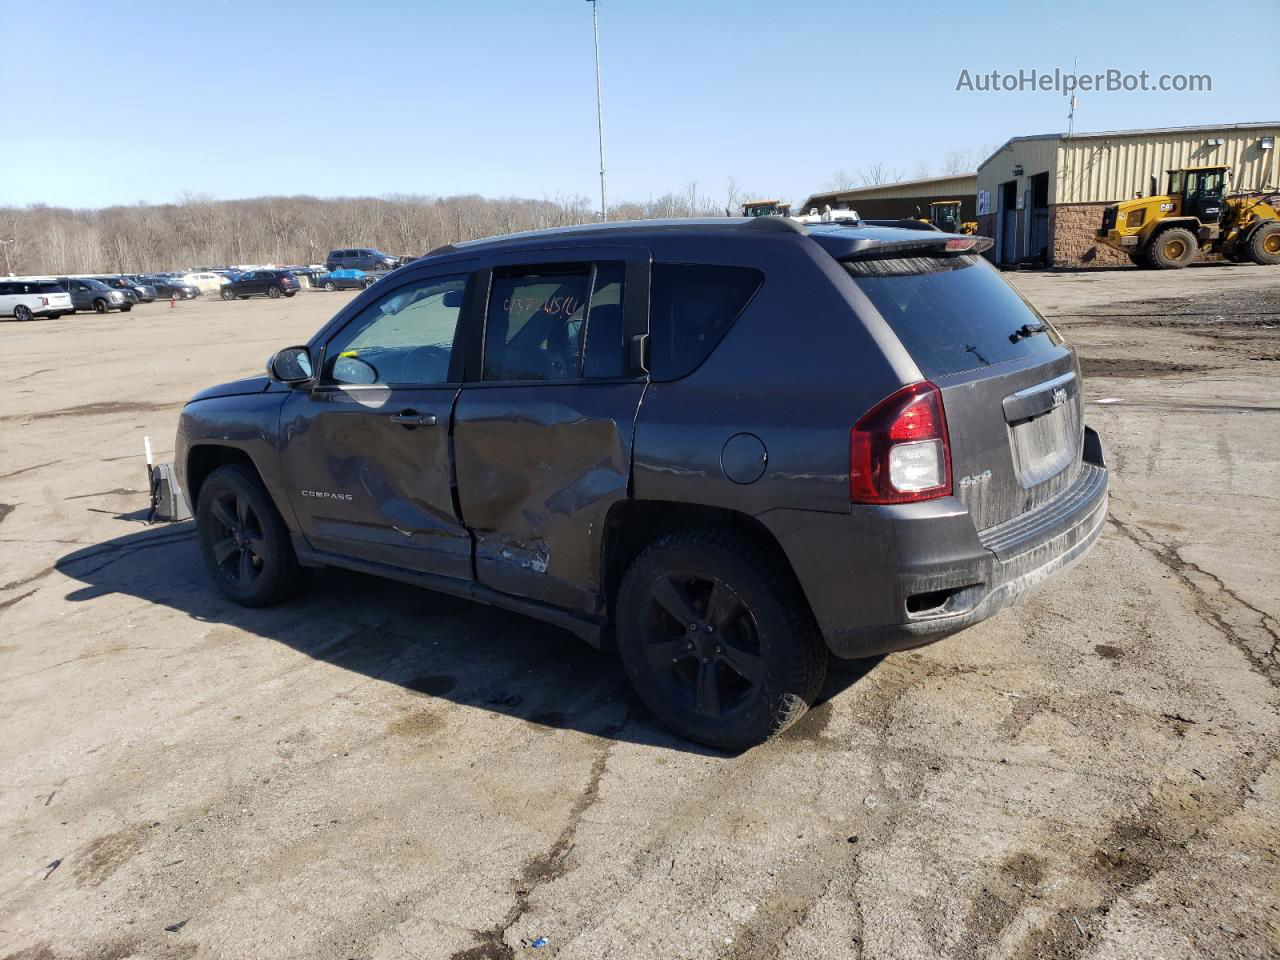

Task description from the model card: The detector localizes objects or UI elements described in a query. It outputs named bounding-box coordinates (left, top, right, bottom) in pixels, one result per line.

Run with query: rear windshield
left=845, top=255, right=1063, bottom=377
left=35, top=282, right=65, bottom=293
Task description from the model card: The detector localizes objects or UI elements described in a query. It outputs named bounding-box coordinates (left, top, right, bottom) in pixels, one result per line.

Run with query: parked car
left=0, top=279, right=73, bottom=320
left=143, top=277, right=200, bottom=300
left=175, top=218, right=1108, bottom=749
left=90, top=277, right=140, bottom=304
left=60, top=277, right=132, bottom=313
left=103, top=277, right=158, bottom=302
left=219, top=269, right=300, bottom=300
left=316, top=268, right=375, bottom=291
left=325, top=248, right=400, bottom=272
left=180, top=272, right=230, bottom=296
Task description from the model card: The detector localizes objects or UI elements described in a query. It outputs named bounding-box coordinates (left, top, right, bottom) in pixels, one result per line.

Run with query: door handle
left=389, top=411, right=438, bottom=428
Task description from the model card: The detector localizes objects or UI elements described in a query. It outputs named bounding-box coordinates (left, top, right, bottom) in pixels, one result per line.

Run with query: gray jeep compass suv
left=176, top=217, right=1108, bottom=749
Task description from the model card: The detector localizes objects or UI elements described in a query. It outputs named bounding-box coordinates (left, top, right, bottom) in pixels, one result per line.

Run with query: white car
left=0, top=279, right=73, bottom=320
left=180, top=272, right=229, bottom=295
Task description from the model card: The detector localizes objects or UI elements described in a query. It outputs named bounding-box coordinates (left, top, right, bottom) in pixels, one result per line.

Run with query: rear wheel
left=1249, top=222, right=1280, bottom=266
left=267, top=284, right=282, bottom=299
left=12, top=304, right=33, bottom=321
left=1148, top=227, right=1198, bottom=269
left=196, top=463, right=301, bottom=607
left=616, top=529, right=827, bottom=750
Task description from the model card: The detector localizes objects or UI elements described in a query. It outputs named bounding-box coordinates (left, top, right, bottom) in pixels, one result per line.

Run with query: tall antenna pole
left=589, top=0, right=607, bottom=221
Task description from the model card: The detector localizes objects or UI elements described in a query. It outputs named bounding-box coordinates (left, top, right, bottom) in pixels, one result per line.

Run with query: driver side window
left=323, top=273, right=469, bottom=386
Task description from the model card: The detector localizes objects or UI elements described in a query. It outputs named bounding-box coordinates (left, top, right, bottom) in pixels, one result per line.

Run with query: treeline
left=0, top=190, right=726, bottom=276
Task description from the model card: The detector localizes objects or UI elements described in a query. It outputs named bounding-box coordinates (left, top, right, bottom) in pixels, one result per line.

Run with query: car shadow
left=54, top=523, right=880, bottom=755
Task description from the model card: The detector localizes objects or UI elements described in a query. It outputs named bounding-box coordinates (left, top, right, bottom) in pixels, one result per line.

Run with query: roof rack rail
left=742, top=215, right=805, bottom=234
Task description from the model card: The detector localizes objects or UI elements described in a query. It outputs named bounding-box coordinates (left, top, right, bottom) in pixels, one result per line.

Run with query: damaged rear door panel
left=453, top=247, right=650, bottom=616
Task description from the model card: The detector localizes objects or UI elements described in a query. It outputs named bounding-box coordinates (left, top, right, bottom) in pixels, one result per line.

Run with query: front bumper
left=760, top=430, right=1109, bottom=660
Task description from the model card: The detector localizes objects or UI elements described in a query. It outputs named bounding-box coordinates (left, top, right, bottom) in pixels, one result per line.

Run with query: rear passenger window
left=483, top=269, right=590, bottom=381
left=648, top=264, right=762, bottom=381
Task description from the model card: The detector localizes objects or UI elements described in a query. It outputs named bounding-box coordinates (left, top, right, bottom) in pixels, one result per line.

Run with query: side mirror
left=267, top=346, right=314, bottom=385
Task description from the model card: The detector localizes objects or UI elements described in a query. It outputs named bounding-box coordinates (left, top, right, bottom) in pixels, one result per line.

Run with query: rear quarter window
left=845, top=254, right=1064, bottom=378
left=649, top=263, right=762, bottom=381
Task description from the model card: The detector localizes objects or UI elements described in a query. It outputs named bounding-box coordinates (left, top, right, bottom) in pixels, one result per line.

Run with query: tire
left=12, top=304, right=33, bottom=321
left=196, top=463, right=302, bottom=607
left=324, top=281, right=336, bottom=291
left=1248, top=222, right=1280, bottom=266
left=284, top=290, right=296, bottom=298
left=221, top=287, right=236, bottom=301
left=1126, top=250, right=1149, bottom=268
left=1148, top=227, right=1198, bottom=269
left=616, top=529, right=827, bottom=750
left=267, top=284, right=282, bottom=299
left=92, top=298, right=108, bottom=314
left=120, top=303, right=132, bottom=312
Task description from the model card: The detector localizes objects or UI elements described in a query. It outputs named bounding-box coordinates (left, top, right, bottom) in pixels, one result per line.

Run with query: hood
left=188, top=375, right=273, bottom=403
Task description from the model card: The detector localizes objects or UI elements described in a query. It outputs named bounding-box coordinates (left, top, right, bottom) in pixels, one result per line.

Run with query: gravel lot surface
left=1, top=264, right=1277, bottom=960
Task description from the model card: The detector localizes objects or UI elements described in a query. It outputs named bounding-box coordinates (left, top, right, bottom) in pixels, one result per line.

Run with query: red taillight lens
left=850, top=381, right=951, bottom=504
left=39, top=297, right=49, bottom=306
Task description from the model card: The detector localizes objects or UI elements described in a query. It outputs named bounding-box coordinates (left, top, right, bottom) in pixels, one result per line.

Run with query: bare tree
left=858, top=162, right=904, bottom=187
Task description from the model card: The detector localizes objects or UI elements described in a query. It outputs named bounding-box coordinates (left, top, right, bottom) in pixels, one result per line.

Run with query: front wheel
left=324, top=281, right=336, bottom=291
left=616, top=530, right=827, bottom=750
left=283, top=290, right=296, bottom=297
left=13, top=304, right=33, bottom=321
left=1249, top=222, right=1280, bottom=266
left=196, top=463, right=301, bottom=607
left=267, top=284, right=282, bottom=299
left=1148, top=228, right=1198, bottom=269
left=221, top=287, right=236, bottom=300
left=120, top=303, right=132, bottom=312
left=92, top=298, right=108, bottom=314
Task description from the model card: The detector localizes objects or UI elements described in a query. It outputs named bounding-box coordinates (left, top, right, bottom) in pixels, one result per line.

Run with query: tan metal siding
left=802, top=174, right=976, bottom=210
left=977, top=139, right=1058, bottom=200
left=1056, top=129, right=1279, bottom=203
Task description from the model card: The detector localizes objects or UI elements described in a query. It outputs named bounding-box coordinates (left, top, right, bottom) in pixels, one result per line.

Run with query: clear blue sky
left=1, top=0, right=1276, bottom=210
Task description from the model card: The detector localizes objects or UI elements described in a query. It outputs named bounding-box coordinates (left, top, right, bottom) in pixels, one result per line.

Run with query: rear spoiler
left=821, top=233, right=994, bottom=261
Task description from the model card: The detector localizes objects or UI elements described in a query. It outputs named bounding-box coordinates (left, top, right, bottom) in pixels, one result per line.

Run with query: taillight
left=39, top=297, right=49, bottom=306
left=850, top=381, right=951, bottom=504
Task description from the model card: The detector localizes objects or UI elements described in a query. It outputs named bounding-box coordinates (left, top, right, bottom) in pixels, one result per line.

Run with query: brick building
left=974, top=122, right=1279, bottom=268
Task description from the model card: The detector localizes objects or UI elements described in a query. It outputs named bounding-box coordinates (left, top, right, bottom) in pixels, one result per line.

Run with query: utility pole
left=588, top=0, right=607, bottom=221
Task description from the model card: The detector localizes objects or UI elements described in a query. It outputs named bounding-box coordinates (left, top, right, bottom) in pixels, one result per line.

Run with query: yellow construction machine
left=1097, top=165, right=1280, bottom=268
left=740, top=200, right=792, bottom=218
left=918, top=200, right=977, bottom=235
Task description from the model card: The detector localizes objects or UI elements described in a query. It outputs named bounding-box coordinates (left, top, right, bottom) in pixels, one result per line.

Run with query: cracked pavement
left=1, top=264, right=1277, bottom=959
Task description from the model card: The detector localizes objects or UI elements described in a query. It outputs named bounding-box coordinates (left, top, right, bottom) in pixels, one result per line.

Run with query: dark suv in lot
left=325, top=248, right=400, bottom=272
left=220, top=269, right=300, bottom=300
left=176, top=218, right=1108, bottom=748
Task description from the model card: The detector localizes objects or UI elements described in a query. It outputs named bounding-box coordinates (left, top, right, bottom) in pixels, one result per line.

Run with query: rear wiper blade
left=1009, top=323, right=1048, bottom=343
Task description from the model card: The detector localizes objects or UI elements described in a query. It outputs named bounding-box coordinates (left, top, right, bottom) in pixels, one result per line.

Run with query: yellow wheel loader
left=740, top=200, right=792, bottom=218
left=1097, top=165, right=1280, bottom=269
left=918, top=200, right=977, bottom=235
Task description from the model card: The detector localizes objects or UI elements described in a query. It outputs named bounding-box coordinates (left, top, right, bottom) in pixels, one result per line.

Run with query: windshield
left=845, top=254, right=1065, bottom=377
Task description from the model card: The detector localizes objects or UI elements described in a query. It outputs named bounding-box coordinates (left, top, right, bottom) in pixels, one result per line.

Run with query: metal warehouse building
left=976, top=121, right=1279, bottom=268
left=799, top=173, right=978, bottom=222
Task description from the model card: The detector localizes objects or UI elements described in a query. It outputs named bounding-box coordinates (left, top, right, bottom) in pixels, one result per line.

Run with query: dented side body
left=175, top=218, right=1108, bottom=659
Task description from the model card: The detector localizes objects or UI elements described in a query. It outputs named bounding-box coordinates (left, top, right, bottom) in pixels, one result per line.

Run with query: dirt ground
left=1, top=264, right=1277, bottom=960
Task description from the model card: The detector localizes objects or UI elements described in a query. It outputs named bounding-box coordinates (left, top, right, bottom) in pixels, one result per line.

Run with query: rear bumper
left=760, top=430, right=1109, bottom=660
